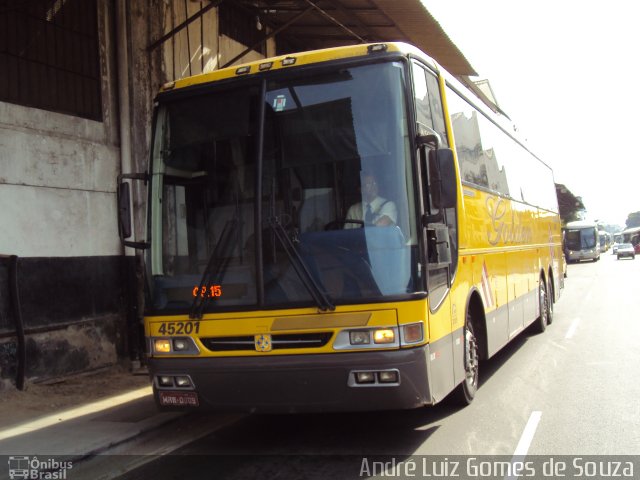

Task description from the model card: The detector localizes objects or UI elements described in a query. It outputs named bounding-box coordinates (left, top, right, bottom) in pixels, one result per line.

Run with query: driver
left=344, top=171, right=397, bottom=228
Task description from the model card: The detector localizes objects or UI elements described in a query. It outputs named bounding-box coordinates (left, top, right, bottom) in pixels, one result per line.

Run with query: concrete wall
left=0, top=0, right=277, bottom=388
left=0, top=0, right=123, bottom=386
left=0, top=104, right=120, bottom=257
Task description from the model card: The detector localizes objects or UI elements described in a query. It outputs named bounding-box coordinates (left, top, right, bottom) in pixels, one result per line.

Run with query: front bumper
left=567, top=250, right=598, bottom=262
left=149, top=347, right=432, bottom=413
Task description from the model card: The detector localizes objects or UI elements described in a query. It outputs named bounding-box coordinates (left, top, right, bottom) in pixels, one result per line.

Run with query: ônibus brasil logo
left=7, top=456, right=73, bottom=479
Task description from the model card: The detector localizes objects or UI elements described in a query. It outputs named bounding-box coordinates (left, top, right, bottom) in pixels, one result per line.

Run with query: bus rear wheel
left=451, top=312, right=479, bottom=406
left=533, top=279, right=549, bottom=333
left=547, top=280, right=554, bottom=324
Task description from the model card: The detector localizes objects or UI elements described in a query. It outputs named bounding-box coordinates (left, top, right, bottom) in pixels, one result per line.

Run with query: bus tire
left=450, top=311, right=479, bottom=406
left=547, top=277, right=554, bottom=325
left=533, top=279, right=549, bottom=333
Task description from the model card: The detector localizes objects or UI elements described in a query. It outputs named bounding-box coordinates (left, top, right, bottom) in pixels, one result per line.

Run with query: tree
left=626, top=211, right=640, bottom=228
left=555, top=183, right=585, bottom=225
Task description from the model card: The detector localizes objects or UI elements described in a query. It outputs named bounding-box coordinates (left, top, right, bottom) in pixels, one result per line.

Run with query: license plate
left=158, top=391, right=199, bottom=407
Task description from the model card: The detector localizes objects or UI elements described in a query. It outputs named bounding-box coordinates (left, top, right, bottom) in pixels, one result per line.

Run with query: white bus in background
left=563, top=221, right=600, bottom=263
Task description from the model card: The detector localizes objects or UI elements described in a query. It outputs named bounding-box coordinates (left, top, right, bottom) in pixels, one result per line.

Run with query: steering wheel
left=324, top=219, right=365, bottom=230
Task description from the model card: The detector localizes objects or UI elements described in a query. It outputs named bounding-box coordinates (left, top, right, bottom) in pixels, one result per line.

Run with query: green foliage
left=555, top=183, right=585, bottom=225
left=626, top=211, right=640, bottom=228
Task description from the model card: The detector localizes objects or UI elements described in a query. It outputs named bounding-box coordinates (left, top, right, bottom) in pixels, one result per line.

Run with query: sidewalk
left=0, top=366, right=241, bottom=478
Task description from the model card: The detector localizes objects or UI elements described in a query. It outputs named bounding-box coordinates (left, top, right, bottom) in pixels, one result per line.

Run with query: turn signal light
left=402, top=323, right=424, bottom=344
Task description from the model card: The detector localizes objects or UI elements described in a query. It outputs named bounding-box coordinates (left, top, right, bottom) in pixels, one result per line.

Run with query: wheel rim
left=464, top=323, right=479, bottom=390
left=539, top=283, right=548, bottom=327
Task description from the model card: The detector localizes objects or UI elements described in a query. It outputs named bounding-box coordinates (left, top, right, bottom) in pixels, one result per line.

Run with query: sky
left=422, top=0, right=640, bottom=228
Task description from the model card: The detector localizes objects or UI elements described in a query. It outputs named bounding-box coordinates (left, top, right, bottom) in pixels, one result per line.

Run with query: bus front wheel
left=450, top=312, right=479, bottom=406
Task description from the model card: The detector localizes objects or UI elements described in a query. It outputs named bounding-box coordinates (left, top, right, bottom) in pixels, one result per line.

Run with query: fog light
left=158, top=375, right=173, bottom=387
left=349, top=330, right=371, bottom=345
left=378, top=371, right=399, bottom=383
left=355, top=372, right=376, bottom=384
left=402, top=323, right=423, bottom=343
left=373, top=329, right=395, bottom=344
left=175, top=376, right=192, bottom=388
left=155, top=339, right=171, bottom=353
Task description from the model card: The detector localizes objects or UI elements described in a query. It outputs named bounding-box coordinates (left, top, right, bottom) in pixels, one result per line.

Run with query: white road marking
left=513, top=410, right=542, bottom=456
left=506, top=411, right=542, bottom=480
left=565, top=317, right=581, bottom=339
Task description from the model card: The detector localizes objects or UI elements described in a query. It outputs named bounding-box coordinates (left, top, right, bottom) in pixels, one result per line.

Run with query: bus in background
left=119, top=42, right=563, bottom=412
left=563, top=221, right=600, bottom=263
left=598, top=230, right=610, bottom=252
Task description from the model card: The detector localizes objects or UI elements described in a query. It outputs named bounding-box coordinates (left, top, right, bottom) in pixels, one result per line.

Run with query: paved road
left=112, top=252, right=640, bottom=478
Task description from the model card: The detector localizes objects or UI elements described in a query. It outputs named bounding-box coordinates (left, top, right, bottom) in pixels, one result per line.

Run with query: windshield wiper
left=267, top=216, right=335, bottom=312
left=189, top=218, right=239, bottom=319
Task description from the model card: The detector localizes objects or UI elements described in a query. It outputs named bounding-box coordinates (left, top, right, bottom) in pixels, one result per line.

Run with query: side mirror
left=117, top=173, right=150, bottom=250
left=435, top=148, right=457, bottom=210
left=117, top=181, right=132, bottom=239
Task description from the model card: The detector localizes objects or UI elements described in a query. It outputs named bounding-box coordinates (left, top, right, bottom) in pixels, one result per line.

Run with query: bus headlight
left=154, top=339, right=171, bottom=353
left=373, top=329, right=395, bottom=344
left=173, top=338, right=190, bottom=351
left=349, top=330, right=371, bottom=345
left=334, top=327, right=399, bottom=350
left=151, top=337, right=200, bottom=355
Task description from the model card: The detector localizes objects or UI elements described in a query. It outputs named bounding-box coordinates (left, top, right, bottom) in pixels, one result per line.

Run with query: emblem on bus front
left=254, top=334, right=272, bottom=352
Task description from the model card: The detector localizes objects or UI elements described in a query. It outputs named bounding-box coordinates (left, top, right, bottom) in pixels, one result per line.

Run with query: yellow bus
left=119, top=42, right=563, bottom=412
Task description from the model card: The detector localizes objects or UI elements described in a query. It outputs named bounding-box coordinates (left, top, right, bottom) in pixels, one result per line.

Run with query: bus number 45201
left=157, top=321, right=200, bottom=335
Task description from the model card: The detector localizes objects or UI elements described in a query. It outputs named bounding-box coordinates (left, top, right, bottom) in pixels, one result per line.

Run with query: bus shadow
left=179, top=404, right=450, bottom=456
left=477, top=328, right=531, bottom=389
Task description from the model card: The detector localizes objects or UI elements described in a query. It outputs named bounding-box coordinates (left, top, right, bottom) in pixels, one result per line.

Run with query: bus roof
left=159, top=42, right=434, bottom=94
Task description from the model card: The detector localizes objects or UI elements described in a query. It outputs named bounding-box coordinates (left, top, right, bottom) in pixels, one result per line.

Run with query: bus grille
left=200, top=332, right=333, bottom=351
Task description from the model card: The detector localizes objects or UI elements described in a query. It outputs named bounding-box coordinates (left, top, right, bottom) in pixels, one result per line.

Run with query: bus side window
left=412, top=62, right=448, bottom=147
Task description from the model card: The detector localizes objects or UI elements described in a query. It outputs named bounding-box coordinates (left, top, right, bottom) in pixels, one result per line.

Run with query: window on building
left=0, top=0, right=102, bottom=121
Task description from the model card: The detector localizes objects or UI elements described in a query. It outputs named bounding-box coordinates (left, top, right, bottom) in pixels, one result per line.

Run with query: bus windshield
left=147, top=60, right=420, bottom=313
left=565, top=228, right=596, bottom=249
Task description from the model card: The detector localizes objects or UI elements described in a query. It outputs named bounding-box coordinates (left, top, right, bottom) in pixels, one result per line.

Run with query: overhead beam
left=301, top=0, right=366, bottom=43
left=147, top=0, right=224, bottom=52
left=220, top=5, right=314, bottom=69
left=320, top=0, right=377, bottom=41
